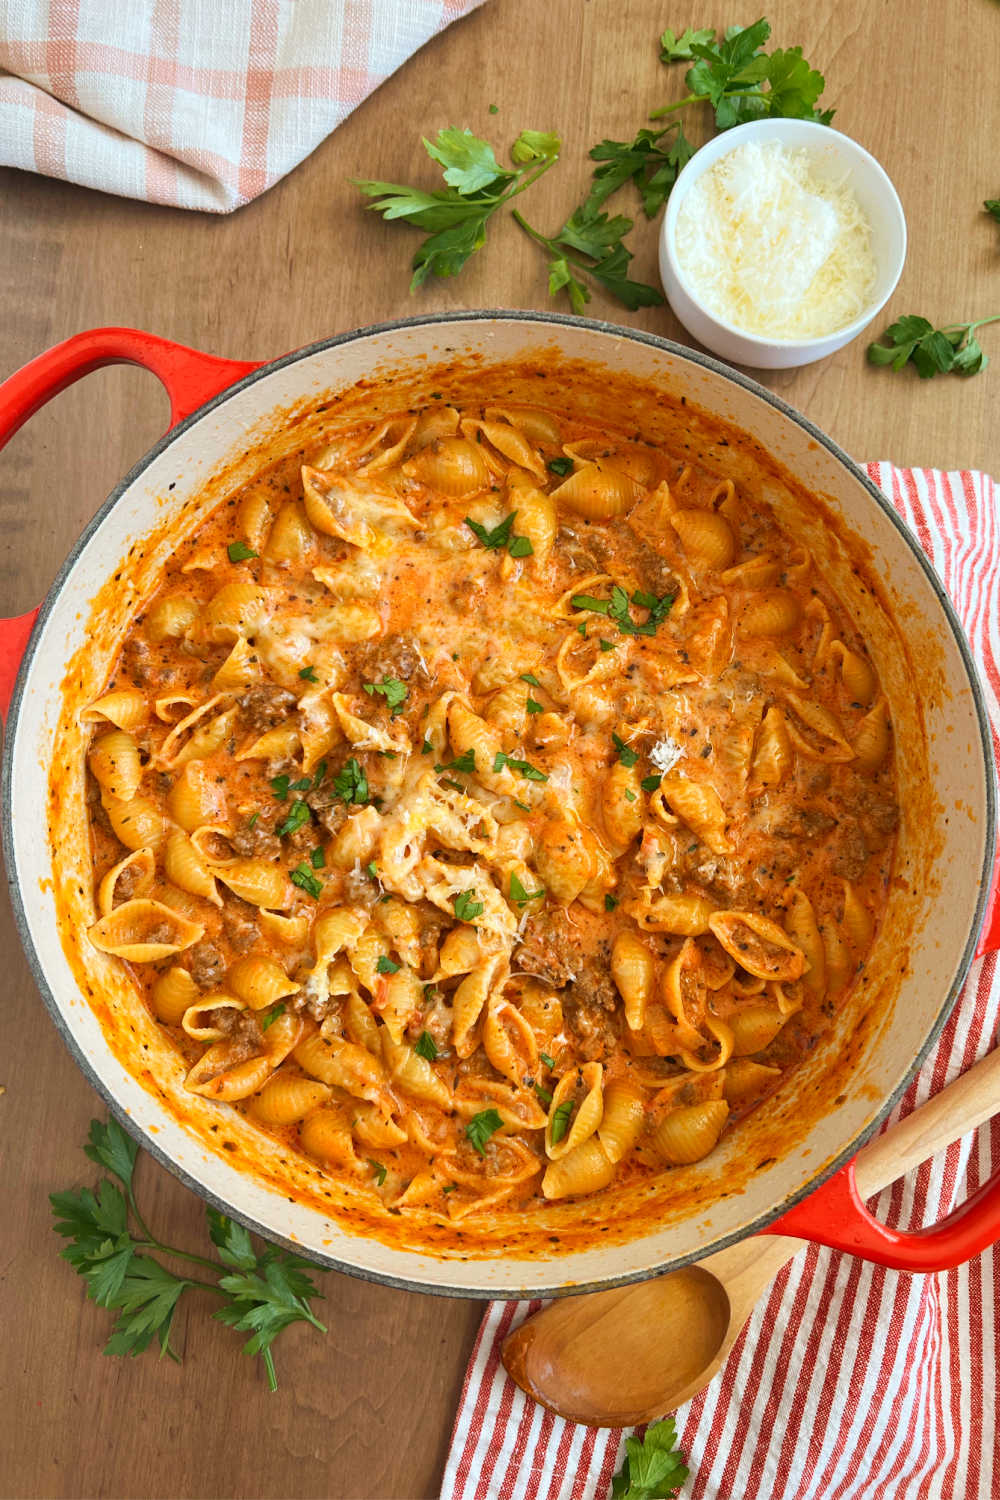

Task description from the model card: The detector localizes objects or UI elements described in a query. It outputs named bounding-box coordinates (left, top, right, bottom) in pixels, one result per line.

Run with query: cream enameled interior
left=7, top=315, right=991, bottom=1294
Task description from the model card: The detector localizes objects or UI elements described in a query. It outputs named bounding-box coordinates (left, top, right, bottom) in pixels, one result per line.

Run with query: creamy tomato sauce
left=79, top=402, right=898, bottom=1227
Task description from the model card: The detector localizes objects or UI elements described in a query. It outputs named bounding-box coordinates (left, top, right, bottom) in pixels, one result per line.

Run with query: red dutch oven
left=2, top=316, right=1000, bottom=1297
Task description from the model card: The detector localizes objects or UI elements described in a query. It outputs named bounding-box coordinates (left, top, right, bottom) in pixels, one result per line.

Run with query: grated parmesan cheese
left=649, top=736, right=684, bottom=774
left=675, top=140, right=876, bottom=339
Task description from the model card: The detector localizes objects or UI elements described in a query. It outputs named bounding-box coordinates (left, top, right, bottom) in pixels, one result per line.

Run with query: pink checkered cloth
left=0, top=0, right=485, bottom=211
left=442, top=465, right=1000, bottom=1500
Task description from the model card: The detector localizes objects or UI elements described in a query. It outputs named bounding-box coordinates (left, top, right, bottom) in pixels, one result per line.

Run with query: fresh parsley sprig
left=571, top=584, right=674, bottom=638
left=985, top=199, right=1000, bottom=225
left=611, top=1418, right=690, bottom=1499
left=354, top=127, right=561, bottom=289
left=51, top=1118, right=326, bottom=1390
left=652, top=18, right=833, bottom=130
left=867, top=313, right=1000, bottom=379
left=512, top=205, right=665, bottom=315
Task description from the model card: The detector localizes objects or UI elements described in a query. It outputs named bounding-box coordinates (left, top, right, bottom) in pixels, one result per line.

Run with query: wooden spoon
left=502, top=1045, right=1000, bottom=1426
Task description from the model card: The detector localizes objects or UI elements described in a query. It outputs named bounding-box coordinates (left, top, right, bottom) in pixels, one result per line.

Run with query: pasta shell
left=249, top=1073, right=332, bottom=1126
left=728, top=1003, right=786, bottom=1057
left=150, top=965, right=200, bottom=1026
left=351, top=1101, right=408, bottom=1148
left=371, top=966, right=423, bottom=1045
left=651, top=1100, right=729, bottom=1165
left=453, top=1078, right=548, bottom=1133
left=657, top=775, right=731, bottom=855
left=462, top=417, right=545, bottom=478
left=197, top=581, right=272, bottom=643
left=97, top=848, right=156, bottom=917
left=81, top=690, right=147, bottom=733
left=549, top=462, right=644, bottom=520
left=228, top=955, right=299, bottom=1010
left=829, top=640, right=877, bottom=703
left=145, top=594, right=199, bottom=643
left=164, top=831, right=222, bottom=908
left=452, top=954, right=507, bottom=1058
left=546, top=1062, right=603, bottom=1161
left=237, top=487, right=274, bottom=551
left=382, top=1032, right=452, bottom=1111
left=300, top=1108, right=365, bottom=1170
left=852, top=696, right=892, bottom=771
left=483, top=994, right=539, bottom=1086
left=216, top=860, right=296, bottom=910
left=484, top=405, right=563, bottom=446
left=597, top=1079, right=646, bottom=1164
left=88, top=899, right=203, bottom=962
left=403, top=437, right=491, bottom=497
left=611, top=930, right=655, bottom=1031
left=783, top=693, right=854, bottom=763
left=670, top=509, right=736, bottom=571
left=259, top=908, right=311, bottom=948
left=533, top=820, right=597, bottom=903
left=262, top=500, right=315, bottom=565
left=785, top=890, right=825, bottom=996
left=841, top=881, right=874, bottom=954
left=626, top=891, right=715, bottom=936
left=751, top=706, right=792, bottom=788
left=739, top=590, right=802, bottom=638
left=720, top=553, right=782, bottom=589
left=602, top=760, right=643, bottom=852
left=723, top=1058, right=782, bottom=1107
left=709, top=912, right=806, bottom=982
left=236, top=724, right=302, bottom=763
left=541, top=1137, right=615, bottom=1200
left=181, top=992, right=246, bottom=1040
left=294, top=1032, right=387, bottom=1102
left=184, top=1045, right=274, bottom=1102
left=166, top=760, right=226, bottom=832
left=212, top=637, right=262, bottom=693
left=89, top=730, right=143, bottom=802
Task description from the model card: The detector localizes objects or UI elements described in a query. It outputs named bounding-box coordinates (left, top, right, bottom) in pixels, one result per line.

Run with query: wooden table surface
left=1, top=2, right=998, bottom=1496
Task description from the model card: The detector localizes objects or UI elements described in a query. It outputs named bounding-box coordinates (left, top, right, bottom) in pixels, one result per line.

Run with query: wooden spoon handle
left=852, top=1043, right=1000, bottom=1199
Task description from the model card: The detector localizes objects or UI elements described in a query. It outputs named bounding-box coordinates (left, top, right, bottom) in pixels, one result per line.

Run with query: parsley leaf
left=454, top=889, right=484, bottom=922
left=572, top=585, right=673, bottom=637
left=54, top=1120, right=326, bottom=1388
left=290, top=863, right=323, bottom=898
left=436, top=748, right=477, bottom=775
left=526, top=696, right=544, bottom=714
left=611, top=1417, right=689, bottom=1499
left=298, top=664, right=319, bottom=682
left=547, top=456, right=574, bottom=477
left=612, top=732, right=639, bottom=768
left=986, top=199, right=1000, bottom=225
left=519, top=672, right=541, bottom=686
left=539, top=1052, right=555, bottom=1070
left=868, top=312, right=1000, bottom=379
left=509, top=871, right=546, bottom=906
left=363, top=676, right=408, bottom=715
left=414, top=1030, right=439, bottom=1061
left=367, top=1159, right=387, bottom=1186
left=514, top=206, right=665, bottom=315
left=310, top=846, right=325, bottom=870
left=586, top=123, right=695, bottom=219
left=376, top=954, right=401, bottom=975
left=270, top=774, right=291, bottom=801
left=276, top=799, right=311, bottom=839
left=333, top=757, right=370, bottom=805
left=605, top=893, right=619, bottom=911
left=465, top=512, right=532, bottom=557
left=549, top=1099, right=574, bottom=1144
left=653, top=19, right=833, bottom=132
left=659, top=26, right=716, bottom=61
left=354, top=126, right=561, bottom=291
left=227, top=541, right=258, bottom=563
left=259, top=1004, right=286, bottom=1031
left=465, top=1108, right=504, bottom=1156
left=493, top=750, right=548, bottom=781
left=641, top=773, right=662, bottom=792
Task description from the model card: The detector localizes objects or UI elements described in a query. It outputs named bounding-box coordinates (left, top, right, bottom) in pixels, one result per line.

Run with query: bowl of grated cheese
left=658, top=118, right=906, bottom=369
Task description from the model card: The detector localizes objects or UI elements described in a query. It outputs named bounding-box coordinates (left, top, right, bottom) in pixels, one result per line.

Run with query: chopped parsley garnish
left=312, top=761, right=327, bottom=789
left=276, top=800, right=311, bottom=838
left=310, top=846, right=325, bottom=870
left=520, top=673, right=541, bottom=686
left=526, top=696, right=544, bottom=714
left=571, top=583, right=674, bottom=637
left=513, top=798, right=531, bottom=813
left=465, top=512, right=533, bottom=558
left=641, top=773, right=662, bottom=792
left=612, top=732, right=639, bottom=768
left=547, top=456, right=574, bottom=477
left=367, top=860, right=378, bottom=879
left=333, top=758, right=369, bottom=805
left=227, top=541, right=258, bottom=563
left=363, top=676, right=408, bottom=715
left=247, top=811, right=259, bottom=829
left=298, top=665, right=319, bottom=682
left=421, top=738, right=434, bottom=754
left=539, top=1052, right=555, bottom=1070
left=624, top=788, right=637, bottom=802
left=376, top=954, right=401, bottom=975
left=510, top=871, right=546, bottom=906
left=604, top=893, right=619, bottom=911
left=440, top=777, right=466, bottom=793
left=493, top=750, right=548, bottom=782
left=599, top=638, right=617, bottom=652
left=414, top=1031, right=439, bottom=1062
left=550, top=1099, right=574, bottom=1144
left=534, top=1084, right=553, bottom=1106
left=465, top=1108, right=504, bottom=1156
left=435, top=749, right=477, bottom=775
left=290, top=777, right=312, bottom=792
left=270, top=774, right=291, bottom=800
left=454, top=889, right=484, bottom=922
left=368, top=1160, right=387, bottom=1187
left=260, top=1004, right=285, bottom=1032
left=290, top=864, right=323, bottom=898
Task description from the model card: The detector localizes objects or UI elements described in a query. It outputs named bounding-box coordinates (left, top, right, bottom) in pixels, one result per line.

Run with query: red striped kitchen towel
left=0, top=0, right=485, bottom=211
left=442, top=464, right=1000, bottom=1500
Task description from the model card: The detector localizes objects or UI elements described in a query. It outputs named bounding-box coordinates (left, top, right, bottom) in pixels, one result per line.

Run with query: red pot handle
left=0, top=326, right=262, bottom=721
left=765, top=1155, right=1000, bottom=1270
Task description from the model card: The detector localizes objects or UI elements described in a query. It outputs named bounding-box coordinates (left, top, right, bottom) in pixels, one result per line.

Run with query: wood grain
left=1, top=1, right=998, bottom=1495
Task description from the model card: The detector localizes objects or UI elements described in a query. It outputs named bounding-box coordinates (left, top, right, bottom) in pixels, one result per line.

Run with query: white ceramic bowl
left=658, top=118, right=907, bottom=369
